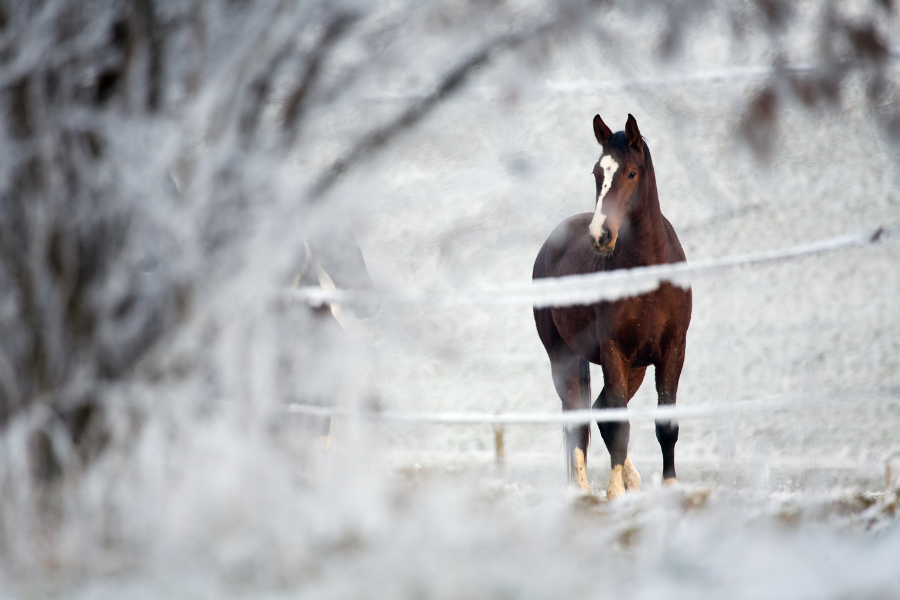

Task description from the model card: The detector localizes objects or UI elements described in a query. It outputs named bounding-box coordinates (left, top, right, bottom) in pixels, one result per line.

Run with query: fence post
left=887, top=452, right=900, bottom=491
left=493, top=422, right=505, bottom=466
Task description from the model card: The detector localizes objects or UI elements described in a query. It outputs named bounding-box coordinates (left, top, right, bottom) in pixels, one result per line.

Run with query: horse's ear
left=625, top=114, right=644, bottom=154
left=593, top=114, right=613, bottom=146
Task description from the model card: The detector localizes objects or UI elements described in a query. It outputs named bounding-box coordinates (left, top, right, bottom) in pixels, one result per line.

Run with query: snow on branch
left=547, top=49, right=900, bottom=95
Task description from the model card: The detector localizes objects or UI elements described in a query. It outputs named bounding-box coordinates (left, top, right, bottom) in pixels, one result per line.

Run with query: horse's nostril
left=598, top=227, right=611, bottom=245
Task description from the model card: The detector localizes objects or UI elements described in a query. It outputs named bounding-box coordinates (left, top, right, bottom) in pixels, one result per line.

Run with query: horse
left=289, top=229, right=379, bottom=446
left=532, top=114, right=692, bottom=499
left=294, top=229, right=381, bottom=323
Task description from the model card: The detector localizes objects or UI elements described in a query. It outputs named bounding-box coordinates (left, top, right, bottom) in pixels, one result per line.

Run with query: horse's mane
left=605, top=131, right=650, bottom=158
left=604, top=131, right=658, bottom=215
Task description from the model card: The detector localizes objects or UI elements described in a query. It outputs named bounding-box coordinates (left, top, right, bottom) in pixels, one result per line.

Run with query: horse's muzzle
left=591, top=227, right=616, bottom=255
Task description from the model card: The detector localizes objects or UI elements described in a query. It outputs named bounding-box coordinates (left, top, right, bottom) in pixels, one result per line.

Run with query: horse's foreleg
left=594, top=388, right=628, bottom=499
left=551, top=353, right=591, bottom=491
left=595, top=349, right=630, bottom=500
left=655, top=347, right=686, bottom=485
left=621, top=367, right=647, bottom=492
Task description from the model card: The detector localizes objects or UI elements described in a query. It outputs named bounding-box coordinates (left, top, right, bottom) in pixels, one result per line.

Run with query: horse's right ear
left=593, top=114, right=613, bottom=147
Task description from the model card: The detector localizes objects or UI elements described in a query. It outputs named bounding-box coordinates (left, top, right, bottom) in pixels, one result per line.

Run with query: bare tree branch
left=307, top=19, right=559, bottom=200
left=280, top=11, right=358, bottom=146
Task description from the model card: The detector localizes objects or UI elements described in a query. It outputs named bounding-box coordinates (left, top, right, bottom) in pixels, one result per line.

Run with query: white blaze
left=589, top=154, right=618, bottom=240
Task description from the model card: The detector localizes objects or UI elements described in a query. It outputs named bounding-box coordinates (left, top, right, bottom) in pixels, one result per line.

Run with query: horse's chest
left=608, top=287, right=689, bottom=360
left=553, top=288, right=683, bottom=364
left=600, top=298, right=666, bottom=343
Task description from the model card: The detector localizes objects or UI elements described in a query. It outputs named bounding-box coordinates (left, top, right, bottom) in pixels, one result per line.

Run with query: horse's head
left=588, top=113, right=647, bottom=255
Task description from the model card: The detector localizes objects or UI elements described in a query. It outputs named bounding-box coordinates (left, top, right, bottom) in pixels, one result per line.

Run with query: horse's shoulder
left=535, top=214, right=593, bottom=276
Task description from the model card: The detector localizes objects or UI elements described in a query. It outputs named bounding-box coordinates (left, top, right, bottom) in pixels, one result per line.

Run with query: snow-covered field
left=325, top=10, right=900, bottom=598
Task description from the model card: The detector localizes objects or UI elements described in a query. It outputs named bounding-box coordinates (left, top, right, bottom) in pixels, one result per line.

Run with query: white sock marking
left=589, top=154, right=618, bottom=240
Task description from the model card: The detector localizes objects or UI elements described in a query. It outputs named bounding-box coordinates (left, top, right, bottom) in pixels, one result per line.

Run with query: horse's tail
left=578, top=358, right=591, bottom=409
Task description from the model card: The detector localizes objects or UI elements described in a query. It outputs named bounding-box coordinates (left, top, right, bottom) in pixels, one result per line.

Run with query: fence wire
left=290, top=224, right=899, bottom=309
left=285, top=385, right=900, bottom=425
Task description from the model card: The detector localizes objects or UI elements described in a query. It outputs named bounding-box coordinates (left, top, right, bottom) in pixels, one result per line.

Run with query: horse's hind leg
left=550, top=351, right=591, bottom=491
left=656, top=347, right=686, bottom=485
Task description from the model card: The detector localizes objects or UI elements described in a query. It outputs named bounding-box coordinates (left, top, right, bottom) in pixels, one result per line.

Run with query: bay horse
left=533, top=114, right=691, bottom=499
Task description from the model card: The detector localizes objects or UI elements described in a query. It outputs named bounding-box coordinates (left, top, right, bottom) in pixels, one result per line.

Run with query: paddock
left=279, top=30, right=900, bottom=595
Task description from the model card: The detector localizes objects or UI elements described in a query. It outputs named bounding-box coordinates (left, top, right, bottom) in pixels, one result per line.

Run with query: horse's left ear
left=625, top=114, right=644, bottom=154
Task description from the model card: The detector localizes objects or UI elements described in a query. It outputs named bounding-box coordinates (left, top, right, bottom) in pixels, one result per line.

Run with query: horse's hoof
left=663, top=477, right=677, bottom=487
left=623, top=455, right=641, bottom=491
left=607, top=464, right=625, bottom=500
left=572, top=448, right=591, bottom=492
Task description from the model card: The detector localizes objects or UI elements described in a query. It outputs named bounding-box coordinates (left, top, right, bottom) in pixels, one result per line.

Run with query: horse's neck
left=622, top=184, right=669, bottom=265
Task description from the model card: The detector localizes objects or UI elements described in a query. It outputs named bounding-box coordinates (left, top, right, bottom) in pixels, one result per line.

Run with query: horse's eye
left=628, top=171, right=637, bottom=179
